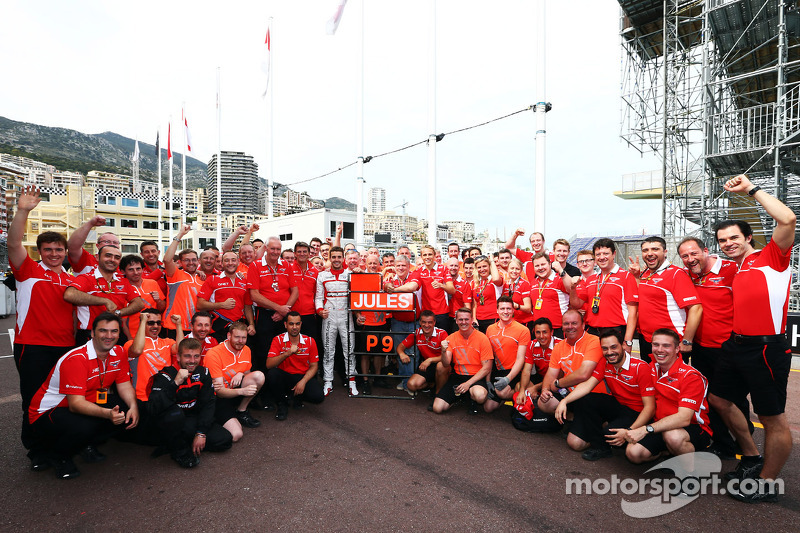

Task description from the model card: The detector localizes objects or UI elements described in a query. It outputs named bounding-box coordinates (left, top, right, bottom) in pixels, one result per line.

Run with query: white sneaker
left=396, top=382, right=406, bottom=391
left=348, top=378, right=360, bottom=396
left=323, top=381, right=333, bottom=397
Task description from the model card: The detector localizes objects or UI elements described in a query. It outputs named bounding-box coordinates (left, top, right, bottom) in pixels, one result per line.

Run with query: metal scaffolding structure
left=618, top=0, right=800, bottom=308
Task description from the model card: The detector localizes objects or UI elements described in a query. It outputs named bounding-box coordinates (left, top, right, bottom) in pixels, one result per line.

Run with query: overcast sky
left=1, top=0, right=661, bottom=241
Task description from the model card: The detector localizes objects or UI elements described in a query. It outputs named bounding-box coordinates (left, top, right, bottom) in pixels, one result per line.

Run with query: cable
left=280, top=105, right=534, bottom=187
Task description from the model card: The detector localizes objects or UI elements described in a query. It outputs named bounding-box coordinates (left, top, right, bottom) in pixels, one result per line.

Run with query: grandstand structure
left=617, top=0, right=800, bottom=310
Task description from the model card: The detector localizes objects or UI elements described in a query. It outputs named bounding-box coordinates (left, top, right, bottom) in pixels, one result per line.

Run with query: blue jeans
left=391, top=319, right=417, bottom=388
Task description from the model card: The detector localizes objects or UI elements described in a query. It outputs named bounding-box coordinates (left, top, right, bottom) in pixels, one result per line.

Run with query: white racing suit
left=315, top=268, right=355, bottom=382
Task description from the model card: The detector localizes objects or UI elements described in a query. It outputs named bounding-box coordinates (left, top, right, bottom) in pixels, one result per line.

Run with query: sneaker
left=275, top=403, right=289, bottom=421
left=724, top=456, right=763, bottom=482
left=361, top=380, right=372, bottom=395
left=172, top=452, right=200, bottom=469
left=707, top=444, right=737, bottom=461
left=52, top=458, right=80, bottom=480
left=396, top=382, right=406, bottom=391
left=80, top=445, right=106, bottom=464
left=323, top=381, right=333, bottom=396
left=729, top=478, right=779, bottom=504
left=30, top=454, right=51, bottom=472
left=468, top=400, right=480, bottom=415
left=236, top=409, right=261, bottom=428
left=349, top=378, right=360, bottom=396
left=581, top=447, right=613, bottom=461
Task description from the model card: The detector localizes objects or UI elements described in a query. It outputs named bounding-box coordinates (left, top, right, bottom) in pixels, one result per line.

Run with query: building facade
left=206, top=151, right=260, bottom=216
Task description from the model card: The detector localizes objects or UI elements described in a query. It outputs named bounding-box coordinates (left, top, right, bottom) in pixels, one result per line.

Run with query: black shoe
left=80, top=445, right=106, bottom=464
left=362, top=380, right=372, bottom=395
left=276, top=403, right=289, bottom=421
left=729, top=478, right=779, bottom=504
left=468, top=400, right=480, bottom=415
left=52, top=458, right=80, bottom=479
left=236, top=409, right=261, bottom=428
left=707, top=444, right=736, bottom=461
left=581, top=447, right=613, bottom=461
left=172, top=452, right=199, bottom=469
left=724, top=456, right=763, bottom=482
left=30, top=455, right=51, bottom=472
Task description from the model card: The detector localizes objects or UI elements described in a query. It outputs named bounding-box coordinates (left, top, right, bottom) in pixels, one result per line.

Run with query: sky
left=0, top=0, right=662, bottom=241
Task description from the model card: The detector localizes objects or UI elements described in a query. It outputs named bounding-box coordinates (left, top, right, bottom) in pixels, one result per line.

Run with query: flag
left=133, top=140, right=140, bottom=161
left=155, top=132, right=159, bottom=158
left=182, top=108, right=193, bottom=153
left=167, top=123, right=172, bottom=160
left=261, top=24, right=271, bottom=98
left=326, top=0, right=348, bottom=35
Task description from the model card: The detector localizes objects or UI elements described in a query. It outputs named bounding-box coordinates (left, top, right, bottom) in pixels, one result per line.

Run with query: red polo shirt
left=12, top=256, right=75, bottom=347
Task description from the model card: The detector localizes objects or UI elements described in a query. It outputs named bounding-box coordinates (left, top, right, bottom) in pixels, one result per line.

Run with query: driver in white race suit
left=315, top=246, right=358, bottom=396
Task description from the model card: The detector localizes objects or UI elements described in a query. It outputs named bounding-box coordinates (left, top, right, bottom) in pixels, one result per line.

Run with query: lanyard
left=690, top=270, right=712, bottom=286
left=507, top=278, right=520, bottom=297
left=96, top=357, right=108, bottom=389
left=594, top=273, right=611, bottom=299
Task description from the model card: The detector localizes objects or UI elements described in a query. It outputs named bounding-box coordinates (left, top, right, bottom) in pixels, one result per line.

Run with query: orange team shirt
left=127, top=279, right=166, bottom=335
left=164, top=269, right=204, bottom=330
left=205, top=341, right=253, bottom=387
left=486, top=321, right=531, bottom=372
left=548, top=331, right=608, bottom=395
left=123, top=337, right=176, bottom=401
left=446, top=329, right=494, bottom=376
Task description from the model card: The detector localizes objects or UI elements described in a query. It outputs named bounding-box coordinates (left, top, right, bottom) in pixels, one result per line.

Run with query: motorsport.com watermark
left=565, top=453, right=785, bottom=518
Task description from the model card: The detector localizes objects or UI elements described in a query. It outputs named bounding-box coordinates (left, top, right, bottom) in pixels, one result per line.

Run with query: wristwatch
left=554, top=378, right=560, bottom=389
left=114, top=310, right=121, bottom=316
left=645, top=424, right=655, bottom=434
left=681, top=339, right=693, bottom=346
left=624, top=340, right=633, bottom=347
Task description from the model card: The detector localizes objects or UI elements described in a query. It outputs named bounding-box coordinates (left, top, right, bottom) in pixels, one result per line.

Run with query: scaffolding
left=619, top=0, right=800, bottom=307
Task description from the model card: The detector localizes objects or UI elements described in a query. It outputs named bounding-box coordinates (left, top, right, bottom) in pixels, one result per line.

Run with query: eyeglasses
left=577, top=259, right=594, bottom=264
left=146, top=320, right=162, bottom=326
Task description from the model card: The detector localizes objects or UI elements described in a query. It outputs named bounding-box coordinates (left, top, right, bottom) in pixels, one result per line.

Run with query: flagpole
left=426, top=0, right=437, bottom=247
left=168, top=117, right=174, bottom=242
left=355, top=0, right=365, bottom=248
left=157, top=129, right=163, bottom=252
left=181, top=103, right=187, bottom=225
left=534, top=0, right=547, bottom=235
left=216, top=67, right=222, bottom=247
left=268, top=17, right=274, bottom=219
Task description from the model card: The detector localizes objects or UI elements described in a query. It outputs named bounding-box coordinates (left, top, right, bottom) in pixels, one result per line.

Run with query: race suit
left=315, top=268, right=355, bottom=382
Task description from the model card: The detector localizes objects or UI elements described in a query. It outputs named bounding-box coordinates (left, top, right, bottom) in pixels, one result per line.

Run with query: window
left=121, top=219, right=138, bottom=228
left=279, top=233, right=293, bottom=241
left=143, top=221, right=159, bottom=230
left=97, top=195, right=116, bottom=205
left=39, top=192, right=50, bottom=202
left=198, top=238, right=217, bottom=249
left=122, top=198, right=138, bottom=208
left=144, top=200, right=158, bottom=209
left=330, top=221, right=354, bottom=239
left=104, top=218, right=116, bottom=227
left=122, top=245, right=138, bottom=253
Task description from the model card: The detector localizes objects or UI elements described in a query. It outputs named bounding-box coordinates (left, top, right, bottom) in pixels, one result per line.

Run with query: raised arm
left=164, top=224, right=191, bottom=277
left=67, top=215, right=107, bottom=265
left=725, top=174, right=797, bottom=252
left=222, top=225, right=248, bottom=253
left=8, top=186, right=40, bottom=270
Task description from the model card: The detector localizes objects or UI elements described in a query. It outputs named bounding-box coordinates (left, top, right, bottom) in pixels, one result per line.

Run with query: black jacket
left=148, top=365, right=215, bottom=435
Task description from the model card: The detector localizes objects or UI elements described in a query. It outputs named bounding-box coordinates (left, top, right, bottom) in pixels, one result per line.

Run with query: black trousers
left=14, top=343, right=73, bottom=455
left=570, top=393, right=639, bottom=449
left=267, top=368, right=324, bottom=406
left=151, top=404, right=232, bottom=454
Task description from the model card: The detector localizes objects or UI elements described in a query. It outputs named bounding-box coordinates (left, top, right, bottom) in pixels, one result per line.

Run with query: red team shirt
left=410, top=265, right=451, bottom=315
left=401, top=327, right=448, bottom=360
left=449, top=276, right=473, bottom=318
left=575, top=265, right=639, bottom=328
left=529, top=272, right=569, bottom=328
left=142, top=262, right=168, bottom=296
left=504, top=277, right=533, bottom=324
left=11, top=256, right=75, bottom=347
left=197, top=273, right=253, bottom=322
left=268, top=333, right=319, bottom=374
left=290, top=263, right=320, bottom=316
left=70, top=269, right=139, bottom=330
left=525, top=336, right=560, bottom=376
left=185, top=332, right=218, bottom=362
left=472, top=278, right=503, bottom=321
left=591, top=354, right=655, bottom=412
left=685, top=255, right=736, bottom=348
left=651, top=358, right=711, bottom=435
left=637, top=262, right=700, bottom=342
left=732, top=239, right=792, bottom=336
left=247, top=257, right=297, bottom=307
left=29, top=342, right=131, bottom=423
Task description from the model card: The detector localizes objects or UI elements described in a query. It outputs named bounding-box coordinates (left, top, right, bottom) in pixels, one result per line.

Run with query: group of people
left=9, top=174, right=795, bottom=504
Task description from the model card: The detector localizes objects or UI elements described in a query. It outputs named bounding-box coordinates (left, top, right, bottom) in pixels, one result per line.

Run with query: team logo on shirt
left=192, top=373, right=200, bottom=380
left=110, top=360, right=120, bottom=368
left=619, top=374, right=633, bottom=382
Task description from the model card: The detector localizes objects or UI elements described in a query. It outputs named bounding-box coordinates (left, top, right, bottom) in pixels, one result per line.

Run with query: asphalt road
left=0, top=314, right=798, bottom=532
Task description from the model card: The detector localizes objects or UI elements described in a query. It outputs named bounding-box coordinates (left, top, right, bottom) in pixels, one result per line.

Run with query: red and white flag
left=261, top=24, right=271, bottom=98
left=326, top=0, right=348, bottom=35
left=182, top=108, right=193, bottom=153
left=167, top=122, right=172, bottom=160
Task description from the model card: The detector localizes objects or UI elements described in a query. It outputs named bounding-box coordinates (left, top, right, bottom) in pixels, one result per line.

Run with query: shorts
left=413, top=360, right=439, bottom=384
left=214, top=396, right=241, bottom=425
left=435, top=373, right=488, bottom=405
left=638, top=424, right=710, bottom=456
left=710, top=335, right=791, bottom=416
